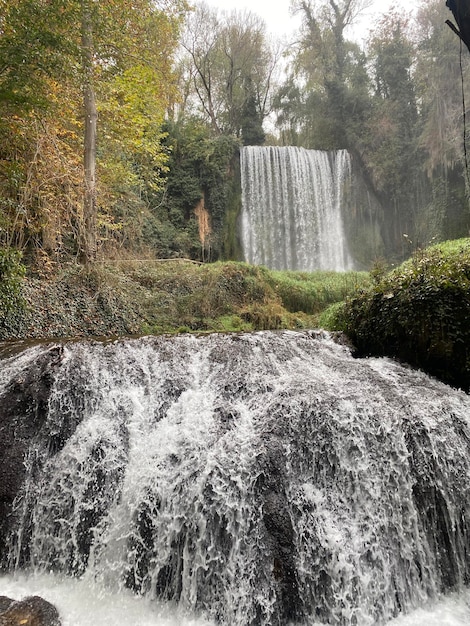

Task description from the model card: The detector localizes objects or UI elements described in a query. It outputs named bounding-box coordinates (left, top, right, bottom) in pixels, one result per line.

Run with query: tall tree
left=364, top=11, right=422, bottom=252
left=81, top=0, right=98, bottom=262
left=414, top=0, right=470, bottom=239
left=415, top=0, right=467, bottom=176
left=182, top=3, right=280, bottom=141
left=274, top=0, right=372, bottom=149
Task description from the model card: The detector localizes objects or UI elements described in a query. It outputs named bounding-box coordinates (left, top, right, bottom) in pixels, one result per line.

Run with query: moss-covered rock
left=340, top=238, right=470, bottom=391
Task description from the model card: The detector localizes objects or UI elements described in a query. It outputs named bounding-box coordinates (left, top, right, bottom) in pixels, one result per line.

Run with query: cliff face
left=342, top=153, right=385, bottom=269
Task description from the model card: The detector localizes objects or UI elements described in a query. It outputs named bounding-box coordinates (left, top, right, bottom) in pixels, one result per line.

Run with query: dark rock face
left=0, top=596, right=61, bottom=626
left=0, top=346, right=63, bottom=562
left=257, top=439, right=303, bottom=624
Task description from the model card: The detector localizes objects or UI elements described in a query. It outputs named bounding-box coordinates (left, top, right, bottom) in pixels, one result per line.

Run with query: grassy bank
left=0, top=260, right=371, bottom=340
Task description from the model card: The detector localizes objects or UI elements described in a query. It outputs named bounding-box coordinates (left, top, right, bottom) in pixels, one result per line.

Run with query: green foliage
left=317, top=301, right=349, bottom=332
left=274, top=1, right=372, bottom=151
left=0, top=0, right=76, bottom=112
left=147, top=120, right=240, bottom=260
left=0, top=0, right=187, bottom=264
left=240, top=84, right=266, bottom=146
left=273, top=0, right=469, bottom=263
left=7, top=260, right=370, bottom=339
left=0, top=248, right=26, bottom=331
left=342, top=238, right=470, bottom=390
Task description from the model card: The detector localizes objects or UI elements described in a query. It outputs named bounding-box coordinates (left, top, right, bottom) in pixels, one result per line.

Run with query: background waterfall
left=1, top=332, right=470, bottom=625
left=240, top=146, right=353, bottom=272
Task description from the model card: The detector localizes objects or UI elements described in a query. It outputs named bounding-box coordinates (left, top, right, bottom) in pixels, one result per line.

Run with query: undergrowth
left=2, top=259, right=371, bottom=339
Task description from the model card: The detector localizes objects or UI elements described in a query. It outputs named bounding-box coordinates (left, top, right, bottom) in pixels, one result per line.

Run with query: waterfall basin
left=1, top=572, right=470, bottom=625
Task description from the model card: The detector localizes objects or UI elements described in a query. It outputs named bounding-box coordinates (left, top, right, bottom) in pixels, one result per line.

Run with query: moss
left=342, top=238, right=470, bottom=390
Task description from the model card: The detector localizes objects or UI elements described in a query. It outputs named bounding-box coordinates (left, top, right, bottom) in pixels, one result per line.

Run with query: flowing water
left=240, top=147, right=353, bottom=272
left=1, top=331, right=469, bottom=625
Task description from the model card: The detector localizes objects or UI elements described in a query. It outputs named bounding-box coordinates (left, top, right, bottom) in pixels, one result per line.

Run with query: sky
left=206, top=0, right=417, bottom=42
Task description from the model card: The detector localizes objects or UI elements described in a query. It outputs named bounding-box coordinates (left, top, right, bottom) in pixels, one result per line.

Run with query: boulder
left=0, top=599, right=13, bottom=614
left=0, top=595, right=61, bottom=626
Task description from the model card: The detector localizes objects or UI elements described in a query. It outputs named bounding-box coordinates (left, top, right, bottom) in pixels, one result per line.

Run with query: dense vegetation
left=327, top=238, right=470, bottom=391
left=0, top=248, right=26, bottom=330
left=0, top=261, right=370, bottom=340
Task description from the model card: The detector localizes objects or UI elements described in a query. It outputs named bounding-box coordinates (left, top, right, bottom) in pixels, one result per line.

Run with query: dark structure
left=446, top=0, right=470, bottom=52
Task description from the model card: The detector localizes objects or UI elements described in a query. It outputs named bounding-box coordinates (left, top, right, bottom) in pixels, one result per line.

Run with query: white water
left=0, top=572, right=213, bottom=625
left=240, top=146, right=353, bottom=271
left=1, top=331, right=470, bottom=625
left=1, top=573, right=470, bottom=625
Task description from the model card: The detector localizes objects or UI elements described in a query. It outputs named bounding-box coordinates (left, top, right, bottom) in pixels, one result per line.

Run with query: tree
left=76, top=0, right=187, bottom=261
left=364, top=11, right=422, bottom=253
left=414, top=0, right=470, bottom=240
left=81, top=0, right=98, bottom=262
left=415, top=0, right=467, bottom=176
left=274, top=0, right=372, bottom=150
left=0, top=0, right=186, bottom=263
left=182, top=3, right=280, bottom=141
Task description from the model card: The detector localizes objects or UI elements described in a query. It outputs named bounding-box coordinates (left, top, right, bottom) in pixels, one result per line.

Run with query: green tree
left=413, top=0, right=470, bottom=241
left=274, top=0, right=372, bottom=150
left=149, top=118, right=240, bottom=261
left=363, top=11, right=424, bottom=255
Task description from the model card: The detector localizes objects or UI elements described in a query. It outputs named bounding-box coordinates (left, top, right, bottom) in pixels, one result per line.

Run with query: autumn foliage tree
left=0, top=0, right=187, bottom=265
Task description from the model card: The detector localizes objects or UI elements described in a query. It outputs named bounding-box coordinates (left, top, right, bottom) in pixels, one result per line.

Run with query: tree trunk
left=80, top=1, right=98, bottom=263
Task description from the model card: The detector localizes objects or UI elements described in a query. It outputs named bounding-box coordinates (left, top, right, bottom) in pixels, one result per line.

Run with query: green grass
left=266, top=269, right=371, bottom=315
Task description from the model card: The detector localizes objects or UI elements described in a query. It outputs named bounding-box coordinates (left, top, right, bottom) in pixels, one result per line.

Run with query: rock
left=0, top=596, right=61, bottom=626
left=0, top=345, right=64, bottom=563
left=0, top=599, right=13, bottom=613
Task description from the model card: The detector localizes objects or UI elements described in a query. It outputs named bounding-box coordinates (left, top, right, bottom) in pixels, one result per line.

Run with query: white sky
left=207, top=0, right=416, bottom=42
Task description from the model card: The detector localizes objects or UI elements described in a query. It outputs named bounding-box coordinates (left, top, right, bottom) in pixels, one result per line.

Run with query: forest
left=0, top=0, right=469, bottom=271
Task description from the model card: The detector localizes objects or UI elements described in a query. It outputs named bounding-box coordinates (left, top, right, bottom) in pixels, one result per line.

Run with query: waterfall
left=1, top=332, right=470, bottom=625
left=240, top=146, right=353, bottom=272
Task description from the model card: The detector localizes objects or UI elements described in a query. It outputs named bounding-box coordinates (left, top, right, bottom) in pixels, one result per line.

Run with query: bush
left=342, top=239, right=470, bottom=390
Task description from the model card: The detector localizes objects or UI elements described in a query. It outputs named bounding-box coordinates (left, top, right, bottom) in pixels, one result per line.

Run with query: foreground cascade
left=240, top=146, right=353, bottom=271
left=0, top=331, right=469, bottom=625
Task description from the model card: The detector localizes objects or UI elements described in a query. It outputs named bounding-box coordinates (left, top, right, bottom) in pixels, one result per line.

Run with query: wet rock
left=0, top=599, right=13, bottom=613
left=0, top=596, right=61, bottom=626
left=0, top=346, right=63, bottom=561
left=257, top=438, right=303, bottom=624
